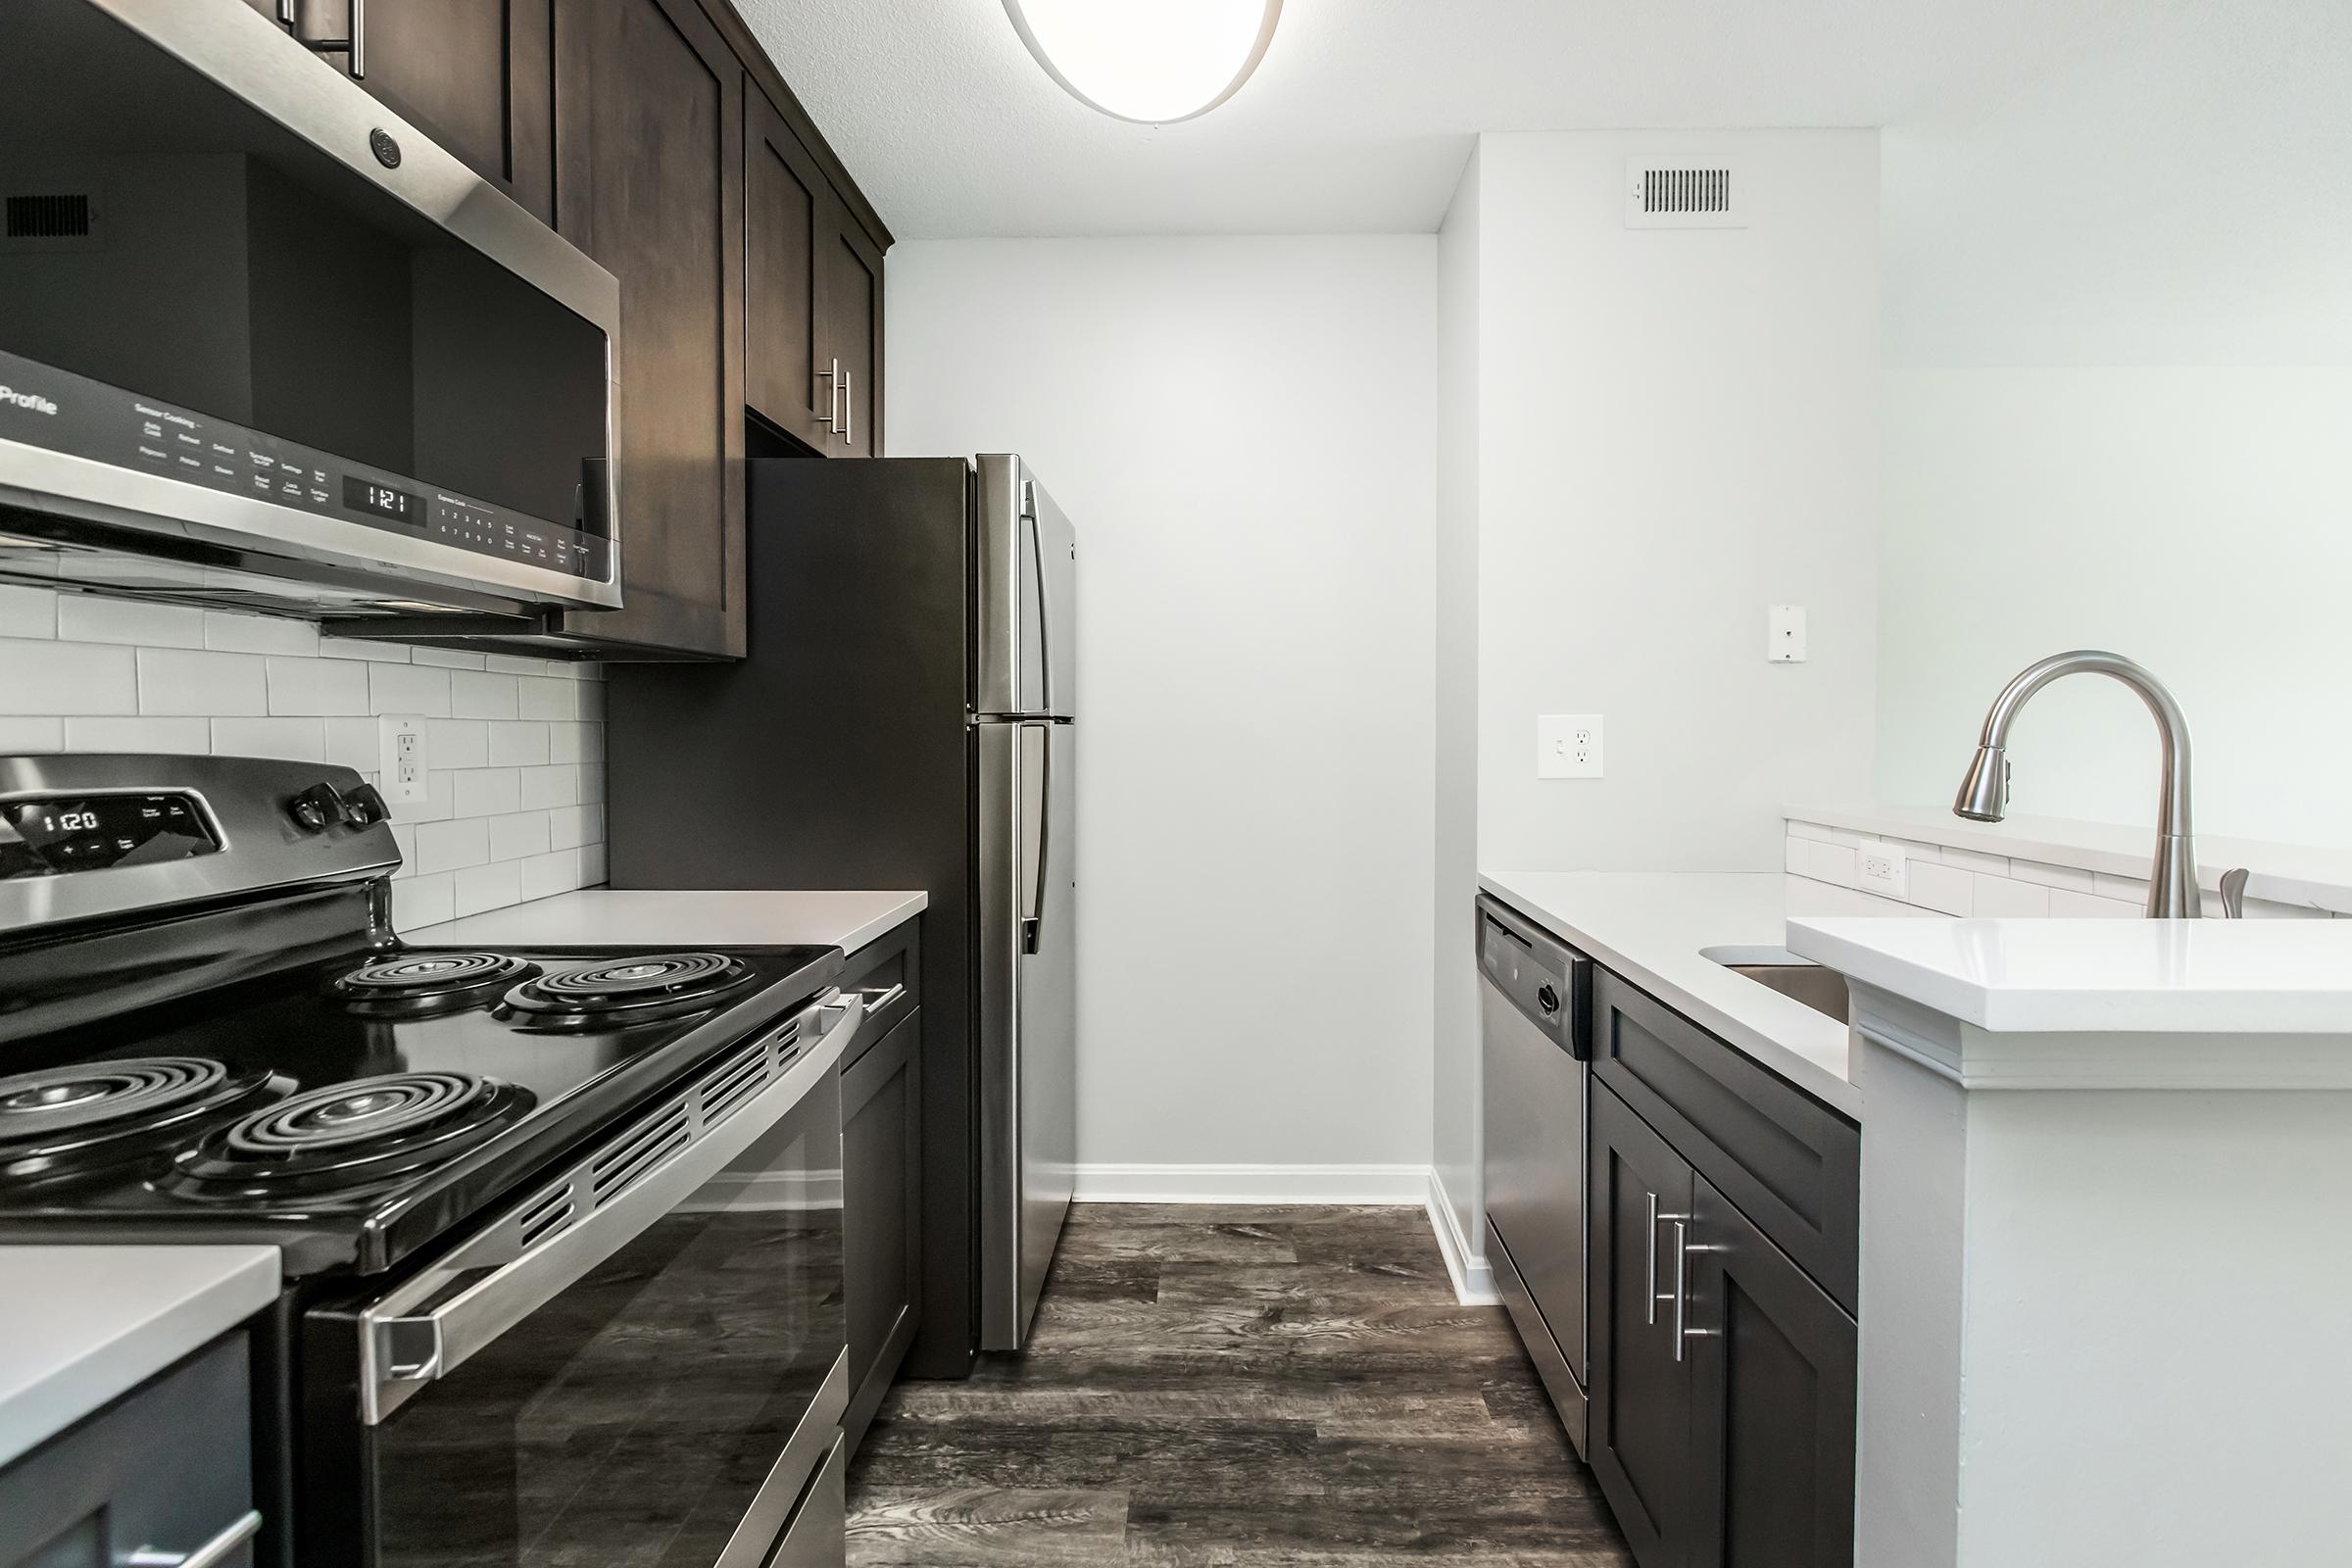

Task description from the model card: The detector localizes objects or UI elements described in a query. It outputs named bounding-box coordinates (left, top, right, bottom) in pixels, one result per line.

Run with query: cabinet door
left=256, top=0, right=556, bottom=224
left=1589, top=1084, right=1696, bottom=1568
left=1686, top=1175, right=1857, bottom=1568
left=816, top=200, right=884, bottom=458
left=744, top=87, right=835, bottom=451
left=842, top=1008, right=922, bottom=1452
left=549, top=0, right=746, bottom=658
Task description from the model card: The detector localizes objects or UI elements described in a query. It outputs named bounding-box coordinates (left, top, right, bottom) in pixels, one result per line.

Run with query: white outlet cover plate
left=1858, top=837, right=1908, bottom=898
left=1768, top=604, right=1808, bottom=662
left=378, top=714, right=429, bottom=805
left=1538, top=713, right=1603, bottom=779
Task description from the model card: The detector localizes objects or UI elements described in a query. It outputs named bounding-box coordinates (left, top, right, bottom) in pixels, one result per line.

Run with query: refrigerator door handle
left=1025, top=486, right=1054, bottom=716
left=1022, top=722, right=1052, bottom=956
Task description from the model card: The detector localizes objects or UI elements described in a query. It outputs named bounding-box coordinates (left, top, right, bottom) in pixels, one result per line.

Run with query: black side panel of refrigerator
left=606, top=456, right=979, bottom=1379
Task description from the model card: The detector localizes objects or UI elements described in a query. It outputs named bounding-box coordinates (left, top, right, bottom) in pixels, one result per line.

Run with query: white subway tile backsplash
left=0, top=585, right=58, bottom=639
left=1905, top=859, right=1974, bottom=915
left=8, top=640, right=140, bottom=714
left=2094, top=871, right=2152, bottom=904
left=2, top=597, right=603, bottom=924
left=1802, top=840, right=1859, bottom=888
left=59, top=595, right=206, bottom=649
left=1939, top=847, right=2010, bottom=878
left=1971, top=873, right=2051, bottom=917
left=204, top=611, right=318, bottom=657
left=424, top=719, right=490, bottom=770
left=368, top=662, right=451, bottom=716
left=416, top=817, right=490, bottom=874
left=141, top=649, right=267, bottom=715
left=455, top=767, right=521, bottom=818
left=392, top=873, right=456, bottom=929
left=266, top=657, right=370, bottom=716
left=488, top=809, right=551, bottom=862
left=65, top=716, right=212, bottom=754
left=488, top=721, right=550, bottom=767
left=2050, top=888, right=2143, bottom=918
left=0, top=717, right=65, bottom=752
left=452, top=861, right=521, bottom=917
left=450, top=669, right=519, bottom=719
left=212, top=716, right=326, bottom=761
left=324, top=716, right=379, bottom=772
left=2008, top=859, right=2097, bottom=894
left=1785, top=839, right=1807, bottom=876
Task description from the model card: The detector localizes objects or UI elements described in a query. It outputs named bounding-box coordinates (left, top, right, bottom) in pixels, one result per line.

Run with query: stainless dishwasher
left=1479, top=894, right=1593, bottom=1455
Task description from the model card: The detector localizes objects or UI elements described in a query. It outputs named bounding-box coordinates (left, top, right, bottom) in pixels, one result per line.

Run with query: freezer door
left=973, top=455, right=1078, bottom=720
left=976, top=717, right=1077, bottom=1349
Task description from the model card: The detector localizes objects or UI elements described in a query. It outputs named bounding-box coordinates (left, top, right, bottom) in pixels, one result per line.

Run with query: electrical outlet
left=1538, top=714, right=1603, bottom=779
left=1768, top=605, right=1807, bottom=662
left=1858, top=838, right=1908, bottom=898
left=378, top=715, right=428, bottom=805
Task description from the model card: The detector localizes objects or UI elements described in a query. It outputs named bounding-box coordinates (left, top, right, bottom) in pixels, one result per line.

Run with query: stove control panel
left=0, top=793, right=220, bottom=880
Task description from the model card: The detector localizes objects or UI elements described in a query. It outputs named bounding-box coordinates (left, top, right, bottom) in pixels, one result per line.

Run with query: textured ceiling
left=736, top=0, right=2192, bottom=238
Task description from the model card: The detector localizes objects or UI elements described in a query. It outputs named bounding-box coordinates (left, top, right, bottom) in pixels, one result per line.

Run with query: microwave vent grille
left=4, top=192, right=99, bottom=249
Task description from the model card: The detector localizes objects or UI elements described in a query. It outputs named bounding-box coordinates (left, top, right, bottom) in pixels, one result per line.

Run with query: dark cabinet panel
left=548, top=0, right=746, bottom=658
left=744, top=87, right=833, bottom=450
left=1589, top=1082, right=1695, bottom=1568
left=842, top=1005, right=921, bottom=1453
left=255, top=0, right=556, bottom=224
left=817, top=204, right=884, bottom=458
left=1593, top=967, right=1860, bottom=1314
left=1687, top=1175, right=1858, bottom=1568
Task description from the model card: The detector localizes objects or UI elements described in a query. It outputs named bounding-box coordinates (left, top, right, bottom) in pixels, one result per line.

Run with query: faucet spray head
left=1954, top=745, right=2009, bottom=822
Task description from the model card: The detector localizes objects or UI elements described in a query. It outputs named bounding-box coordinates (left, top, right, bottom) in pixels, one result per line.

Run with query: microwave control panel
left=0, top=350, right=612, bottom=583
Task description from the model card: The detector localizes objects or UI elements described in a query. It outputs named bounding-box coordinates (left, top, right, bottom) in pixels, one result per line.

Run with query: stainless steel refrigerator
left=605, top=453, right=1078, bottom=1368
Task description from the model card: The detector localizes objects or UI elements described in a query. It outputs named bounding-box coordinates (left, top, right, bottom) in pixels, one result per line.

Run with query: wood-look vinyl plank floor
left=847, top=1204, right=1633, bottom=1566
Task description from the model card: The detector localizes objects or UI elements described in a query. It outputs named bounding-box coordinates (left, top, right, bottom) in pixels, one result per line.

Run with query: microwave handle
left=356, top=991, right=865, bottom=1424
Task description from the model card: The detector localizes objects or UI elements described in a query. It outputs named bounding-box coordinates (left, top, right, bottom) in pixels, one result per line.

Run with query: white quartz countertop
left=1788, top=915, right=2352, bottom=1034
left=1479, top=871, right=1858, bottom=1117
left=412, top=889, right=926, bottom=956
left=0, top=1246, right=279, bottom=1467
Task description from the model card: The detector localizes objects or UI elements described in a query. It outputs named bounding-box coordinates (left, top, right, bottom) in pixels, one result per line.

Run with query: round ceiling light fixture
left=1002, top=0, right=1283, bottom=125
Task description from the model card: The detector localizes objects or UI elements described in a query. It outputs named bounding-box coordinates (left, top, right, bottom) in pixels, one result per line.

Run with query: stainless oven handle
left=358, top=991, right=865, bottom=1424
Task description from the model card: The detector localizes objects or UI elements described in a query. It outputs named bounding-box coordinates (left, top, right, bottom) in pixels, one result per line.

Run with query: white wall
left=0, top=594, right=606, bottom=926
left=886, top=236, right=1439, bottom=1183
left=1430, top=152, right=1484, bottom=1252
left=1877, top=368, right=2352, bottom=848
left=1475, top=131, right=1883, bottom=874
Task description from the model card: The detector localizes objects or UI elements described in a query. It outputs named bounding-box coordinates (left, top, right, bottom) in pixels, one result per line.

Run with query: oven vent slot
left=590, top=1102, right=691, bottom=1205
left=516, top=1182, right=577, bottom=1249
left=698, top=1040, right=775, bottom=1128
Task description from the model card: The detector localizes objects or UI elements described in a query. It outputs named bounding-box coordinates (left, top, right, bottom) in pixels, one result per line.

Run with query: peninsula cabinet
left=1586, top=965, right=1860, bottom=1568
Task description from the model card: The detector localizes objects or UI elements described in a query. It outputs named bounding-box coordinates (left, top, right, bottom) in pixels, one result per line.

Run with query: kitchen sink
left=1700, top=947, right=1850, bottom=1024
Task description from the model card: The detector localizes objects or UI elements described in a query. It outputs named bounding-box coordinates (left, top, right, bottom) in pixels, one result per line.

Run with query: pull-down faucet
left=1953, top=651, right=2201, bottom=917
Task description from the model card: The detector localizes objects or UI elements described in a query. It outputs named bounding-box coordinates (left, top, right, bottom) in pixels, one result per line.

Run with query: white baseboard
left=1071, top=1162, right=1429, bottom=1204
left=1425, top=1167, right=1500, bottom=1305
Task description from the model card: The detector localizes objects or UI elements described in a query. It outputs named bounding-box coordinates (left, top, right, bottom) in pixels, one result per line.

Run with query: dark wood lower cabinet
left=842, top=1005, right=921, bottom=1453
left=1590, top=1082, right=1697, bottom=1568
left=1590, top=1082, right=1858, bottom=1568
left=1687, top=1174, right=1857, bottom=1568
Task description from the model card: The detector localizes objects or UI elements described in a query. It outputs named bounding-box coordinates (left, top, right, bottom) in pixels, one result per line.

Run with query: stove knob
left=341, top=782, right=389, bottom=827
left=289, top=782, right=346, bottom=833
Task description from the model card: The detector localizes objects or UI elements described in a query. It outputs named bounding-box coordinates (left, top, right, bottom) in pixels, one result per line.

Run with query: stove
left=0, top=753, right=861, bottom=1568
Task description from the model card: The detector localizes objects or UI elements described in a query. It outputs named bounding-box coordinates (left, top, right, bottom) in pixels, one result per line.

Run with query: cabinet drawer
left=838, top=919, right=919, bottom=1065
left=1592, top=968, right=1859, bottom=1313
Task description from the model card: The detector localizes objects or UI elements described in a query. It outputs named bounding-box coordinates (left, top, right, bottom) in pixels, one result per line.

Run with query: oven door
left=307, top=993, right=858, bottom=1568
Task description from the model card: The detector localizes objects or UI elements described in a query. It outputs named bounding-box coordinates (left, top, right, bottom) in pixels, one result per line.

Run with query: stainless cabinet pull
left=1643, top=1191, right=1659, bottom=1325
left=858, top=982, right=906, bottom=1013
left=290, top=0, right=368, bottom=77
left=817, top=361, right=838, bottom=432
left=1671, top=1219, right=1689, bottom=1360
left=126, top=1510, right=263, bottom=1568
left=842, top=370, right=854, bottom=447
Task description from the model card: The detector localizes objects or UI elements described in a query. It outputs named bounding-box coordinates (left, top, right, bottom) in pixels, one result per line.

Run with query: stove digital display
left=0, top=793, right=220, bottom=880
left=344, top=475, right=417, bottom=523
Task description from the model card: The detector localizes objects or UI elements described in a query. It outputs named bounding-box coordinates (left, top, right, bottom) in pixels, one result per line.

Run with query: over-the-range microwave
left=0, top=0, right=622, bottom=625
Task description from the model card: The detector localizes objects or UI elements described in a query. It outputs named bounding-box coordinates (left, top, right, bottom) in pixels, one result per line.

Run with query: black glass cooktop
left=0, top=942, right=836, bottom=1275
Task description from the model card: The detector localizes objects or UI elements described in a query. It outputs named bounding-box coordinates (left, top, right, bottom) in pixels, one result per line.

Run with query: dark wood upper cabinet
left=253, top=0, right=556, bottom=224
left=745, top=89, right=835, bottom=451
left=546, top=0, right=747, bottom=659
left=818, top=204, right=885, bottom=459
